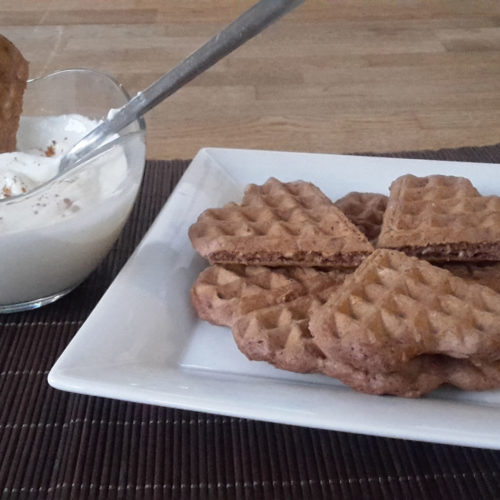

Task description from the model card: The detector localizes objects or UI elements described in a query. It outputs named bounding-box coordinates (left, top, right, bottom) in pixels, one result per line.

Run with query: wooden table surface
left=1, top=0, right=500, bottom=160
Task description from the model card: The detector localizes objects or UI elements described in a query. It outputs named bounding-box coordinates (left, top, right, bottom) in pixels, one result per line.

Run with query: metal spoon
left=59, top=0, right=303, bottom=173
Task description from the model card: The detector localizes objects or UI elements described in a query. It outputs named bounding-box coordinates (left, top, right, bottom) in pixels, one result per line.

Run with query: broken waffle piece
left=378, top=174, right=500, bottom=262
left=0, top=34, right=28, bottom=153
left=233, top=293, right=500, bottom=396
left=335, top=192, right=388, bottom=244
left=192, top=264, right=307, bottom=326
left=310, top=249, right=500, bottom=375
left=191, top=263, right=349, bottom=327
left=189, top=178, right=374, bottom=267
left=232, top=296, right=328, bottom=373
left=191, top=264, right=349, bottom=373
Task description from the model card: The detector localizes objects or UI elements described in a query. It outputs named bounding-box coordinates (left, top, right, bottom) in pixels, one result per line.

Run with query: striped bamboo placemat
left=2, top=149, right=500, bottom=499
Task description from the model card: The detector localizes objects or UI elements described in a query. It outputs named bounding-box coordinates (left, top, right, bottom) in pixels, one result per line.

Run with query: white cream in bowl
left=0, top=114, right=144, bottom=309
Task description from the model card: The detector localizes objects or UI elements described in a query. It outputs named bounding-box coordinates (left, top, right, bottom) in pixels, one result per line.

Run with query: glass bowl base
left=0, top=286, right=77, bottom=313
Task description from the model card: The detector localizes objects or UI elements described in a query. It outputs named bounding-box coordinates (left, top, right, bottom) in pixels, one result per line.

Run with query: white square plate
left=49, top=147, right=500, bottom=449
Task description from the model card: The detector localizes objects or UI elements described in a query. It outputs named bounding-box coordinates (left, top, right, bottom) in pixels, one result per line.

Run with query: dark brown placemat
left=2, top=149, right=500, bottom=500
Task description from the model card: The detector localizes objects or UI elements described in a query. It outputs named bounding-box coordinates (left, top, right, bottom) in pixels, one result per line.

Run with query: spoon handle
left=61, top=0, right=303, bottom=172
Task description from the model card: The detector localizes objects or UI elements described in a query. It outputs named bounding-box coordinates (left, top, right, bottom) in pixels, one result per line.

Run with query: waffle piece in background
left=0, top=34, right=28, bottom=153
left=310, top=249, right=500, bottom=377
left=189, top=178, right=374, bottom=268
left=378, top=174, right=500, bottom=262
left=191, top=264, right=349, bottom=372
left=335, top=192, right=388, bottom=244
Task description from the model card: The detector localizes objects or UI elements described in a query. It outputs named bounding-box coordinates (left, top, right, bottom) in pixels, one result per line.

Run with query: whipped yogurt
left=0, top=114, right=144, bottom=309
left=0, top=114, right=102, bottom=199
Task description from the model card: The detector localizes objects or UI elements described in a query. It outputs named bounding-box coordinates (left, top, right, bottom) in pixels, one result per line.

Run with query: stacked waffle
left=189, top=175, right=500, bottom=397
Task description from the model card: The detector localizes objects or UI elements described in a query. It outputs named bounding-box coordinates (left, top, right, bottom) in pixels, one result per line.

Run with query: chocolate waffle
left=441, top=262, right=500, bottom=294
left=335, top=192, right=388, bottom=244
left=0, top=34, right=28, bottom=153
left=191, top=263, right=349, bottom=326
left=189, top=175, right=500, bottom=397
left=378, top=174, right=500, bottom=262
left=322, top=354, right=500, bottom=397
left=232, top=296, right=328, bottom=373
left=191, top=264, right=349, bottom=372
left=310, top=249, right=500, bottom=376
left=189, top=178, right=374, bottom=267
left=232, top=284, right=500, bottom=394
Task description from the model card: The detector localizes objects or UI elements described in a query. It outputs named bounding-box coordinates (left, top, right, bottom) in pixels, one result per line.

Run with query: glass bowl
left=0, top=69, right=146, bottom=313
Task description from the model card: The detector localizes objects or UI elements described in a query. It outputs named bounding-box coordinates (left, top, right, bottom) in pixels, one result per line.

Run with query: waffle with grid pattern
left=310, top=249, right=500, bottom=380
left=189, top=177, right=374, bottom=268
left=191, top=263, right=349, bottom=326
left=335, top=192, right=388, bottom=245
left=232, top=296, right=328, bottom=373
left=191, top=264, right=349, bottom=373
left=378, top=174, right=500, bottom=262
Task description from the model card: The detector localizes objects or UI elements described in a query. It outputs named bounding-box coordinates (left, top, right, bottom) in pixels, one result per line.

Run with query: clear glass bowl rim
left=0, top=68, right=146, bottom=204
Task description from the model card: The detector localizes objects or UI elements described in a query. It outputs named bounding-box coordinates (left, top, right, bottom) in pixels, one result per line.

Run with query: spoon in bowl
left=58, top=0, right=304, bottom=174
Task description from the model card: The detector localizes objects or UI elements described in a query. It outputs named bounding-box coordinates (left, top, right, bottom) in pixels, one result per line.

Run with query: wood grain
left=1, top=0, right=499, bottom=159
